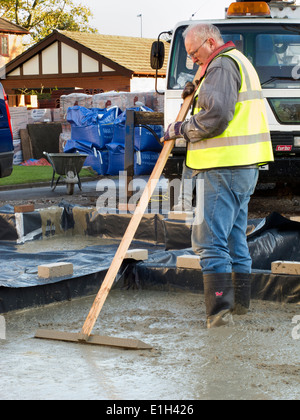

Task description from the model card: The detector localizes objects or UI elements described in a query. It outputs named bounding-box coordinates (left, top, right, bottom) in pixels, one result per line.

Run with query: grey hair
left=183, top=24, right=224, bottom=43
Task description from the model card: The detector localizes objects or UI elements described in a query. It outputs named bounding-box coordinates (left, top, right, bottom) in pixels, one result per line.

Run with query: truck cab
left=153, top=1, right=300, bottom=184
left=0, top=82, right=13, bottom=178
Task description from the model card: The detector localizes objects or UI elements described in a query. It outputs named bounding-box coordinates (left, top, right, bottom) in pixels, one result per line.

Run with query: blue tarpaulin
left=64, top=105, right=163, bottom=176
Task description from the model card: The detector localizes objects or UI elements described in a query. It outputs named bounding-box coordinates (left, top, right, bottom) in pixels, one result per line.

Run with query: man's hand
left=182, top=82, right=195, bottom=100
left=162, top=122, right=183, bottom=142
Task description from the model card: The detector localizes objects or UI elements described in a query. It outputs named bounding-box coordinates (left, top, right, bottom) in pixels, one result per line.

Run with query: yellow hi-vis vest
left=186, top=49, right=274, bottom=170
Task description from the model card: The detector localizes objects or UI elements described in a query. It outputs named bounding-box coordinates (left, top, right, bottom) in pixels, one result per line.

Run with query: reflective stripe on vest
left=186, top=49, right=274, bottom=170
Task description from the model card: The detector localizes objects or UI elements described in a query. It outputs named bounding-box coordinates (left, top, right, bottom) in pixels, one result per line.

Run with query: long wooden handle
left=80, top=68, right=203, bottom=340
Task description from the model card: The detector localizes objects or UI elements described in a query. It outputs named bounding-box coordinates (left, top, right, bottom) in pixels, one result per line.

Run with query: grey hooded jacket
left=181, top=54, right=242, bottom=144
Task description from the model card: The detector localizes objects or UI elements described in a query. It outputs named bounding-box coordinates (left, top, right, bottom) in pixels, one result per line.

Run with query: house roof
left=57, top=31, right=169, bottom=76
left=4, top=29, right=170, bottom=82
left=0, top=17, right=29, bottom=34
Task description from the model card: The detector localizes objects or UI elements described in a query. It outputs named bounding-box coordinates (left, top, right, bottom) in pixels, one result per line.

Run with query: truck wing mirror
left=150, top=41, right=165, bottom=70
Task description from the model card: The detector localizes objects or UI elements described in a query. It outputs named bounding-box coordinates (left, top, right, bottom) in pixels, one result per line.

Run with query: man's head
left=183, top=24, right=224, bottom=66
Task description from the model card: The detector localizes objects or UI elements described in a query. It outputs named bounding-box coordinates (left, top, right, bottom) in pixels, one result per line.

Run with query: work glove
left=181, top=80, right=199, bottom=100
left=162, top=122, right=183, bottom=142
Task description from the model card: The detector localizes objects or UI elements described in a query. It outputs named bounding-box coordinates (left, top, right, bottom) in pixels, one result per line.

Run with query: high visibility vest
left=186, top=49, right=274, bottom=170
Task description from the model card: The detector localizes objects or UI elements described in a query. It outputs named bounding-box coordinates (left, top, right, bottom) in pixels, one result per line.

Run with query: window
left=168, top=24, right=300, bottom=90
left=167, top=27, right=197, bottom=89
left=0, top=36, right=9, bottom=57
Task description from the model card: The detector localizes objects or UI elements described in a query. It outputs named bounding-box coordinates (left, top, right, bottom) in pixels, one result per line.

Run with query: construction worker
left=163, top=24, right=274, bottom=328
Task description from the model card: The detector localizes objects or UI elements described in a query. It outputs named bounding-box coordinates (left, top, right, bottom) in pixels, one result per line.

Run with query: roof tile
left=59, top=30, right=169, bottom=75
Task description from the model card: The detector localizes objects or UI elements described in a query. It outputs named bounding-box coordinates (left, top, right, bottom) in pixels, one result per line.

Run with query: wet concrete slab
left=0, top=290, right=299, bottom=400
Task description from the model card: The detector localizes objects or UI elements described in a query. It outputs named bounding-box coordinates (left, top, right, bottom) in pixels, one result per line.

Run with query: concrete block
left=118, top=203, right=137, bottom=213
left=38, top=262, right=73, bottom=279
left=177, top=255, right=201, bottom=270
left=168, top=211, right=194, bottom=221
left=290, top=216, right=300, bottom=223
left=271, top=261, right=300, bottom=275
left=14, top=204, right=35, bottom=213
left=125, top=249, right=148, bottom=261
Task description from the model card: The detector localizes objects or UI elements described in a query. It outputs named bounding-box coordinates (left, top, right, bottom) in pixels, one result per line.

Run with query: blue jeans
left=192, top=167, right=259, bottom=274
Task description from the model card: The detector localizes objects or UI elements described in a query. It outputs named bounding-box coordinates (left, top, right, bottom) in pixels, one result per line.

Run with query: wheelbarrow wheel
left=67, top=183, right=75, bottom=195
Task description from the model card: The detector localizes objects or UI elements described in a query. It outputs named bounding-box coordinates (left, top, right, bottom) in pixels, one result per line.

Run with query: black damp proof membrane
left=0, top=203, right=299, bottom=313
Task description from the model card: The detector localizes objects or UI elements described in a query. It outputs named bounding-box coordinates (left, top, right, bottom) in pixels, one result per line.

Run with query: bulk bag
left=67, top=106, right=106, bottom=148
left=67, top=106, right=105, bottom=127
left=71, top=125, right=101, bottom=148
left=134, top=150, right=160, bottom=176
left=106, top=143, right=125, bottom=176
left=98, top=106, right=122, bottom=148
left=64, top=139, right=107, bottom=175
left=84, top=149, right=109, bottom=176
left=112, top=106, right=163, bottom=152
left=64, top=139, right=93, bottom=154
left=106, top=143, right=159, bottom=176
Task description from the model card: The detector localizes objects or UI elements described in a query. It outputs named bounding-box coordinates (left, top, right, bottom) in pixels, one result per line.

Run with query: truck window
left=168, top=23, right=300, bottom=90
left=168, top=27, right=198, bottom=89
left=222, top=34, right=244, bottom=52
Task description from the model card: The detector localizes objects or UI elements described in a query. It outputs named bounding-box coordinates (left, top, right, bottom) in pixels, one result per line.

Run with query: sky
left=76, top=0, right=231, bottom=38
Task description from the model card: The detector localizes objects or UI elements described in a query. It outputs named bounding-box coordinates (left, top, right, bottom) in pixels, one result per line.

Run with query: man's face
left=185, top=35, right=216, bottom=66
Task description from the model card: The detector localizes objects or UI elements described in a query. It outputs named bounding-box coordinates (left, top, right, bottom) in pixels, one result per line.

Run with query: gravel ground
left=1, top=179, right=300, bottom=220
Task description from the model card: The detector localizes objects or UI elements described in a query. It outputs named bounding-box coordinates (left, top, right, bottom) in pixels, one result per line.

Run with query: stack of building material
left=107, top=106, right=163, bottom=176
left=9, top=107, right=29, bottom=140
left=92, top=91, right=164, bottom=112
left=60, top=93, right=93, bottom=119
left=27, top=109, right=52, bottom=124
left=9, top=107, right=29, bottom=165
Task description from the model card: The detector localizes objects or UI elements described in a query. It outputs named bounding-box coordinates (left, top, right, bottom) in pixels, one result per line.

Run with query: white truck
left=151, top=0, right=300, bottom=185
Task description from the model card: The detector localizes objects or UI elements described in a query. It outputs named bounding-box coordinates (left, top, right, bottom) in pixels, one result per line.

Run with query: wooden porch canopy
left=2, top=30, right=169, bottom=94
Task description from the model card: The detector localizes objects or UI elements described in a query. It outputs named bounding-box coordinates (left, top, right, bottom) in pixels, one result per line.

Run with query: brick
left=177, top=255, right=201, bottom=270
left=14, top=204, right=35, bottom=213
left=125, top=249, right=148, bottom=261
left=38, top=262, right=73, bottom=279
left=271, top=261, right=300, bottom=275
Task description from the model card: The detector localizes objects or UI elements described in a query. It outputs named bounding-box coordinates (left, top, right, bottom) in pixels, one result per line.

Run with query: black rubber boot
left=232, top=272, right=251, bottom=315
left=203, top=273, right=234, bottom=329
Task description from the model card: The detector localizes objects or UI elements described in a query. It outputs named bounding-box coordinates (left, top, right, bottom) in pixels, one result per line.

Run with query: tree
left=0, top=0, right=97, bottom=43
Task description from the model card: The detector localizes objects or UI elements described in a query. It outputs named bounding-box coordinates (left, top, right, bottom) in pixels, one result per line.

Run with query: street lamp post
left=137, top=13, right=143, bottom=38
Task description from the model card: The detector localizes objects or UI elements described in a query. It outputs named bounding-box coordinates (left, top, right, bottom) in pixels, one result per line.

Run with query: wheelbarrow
left=44, top=152, right=88, bottom=195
